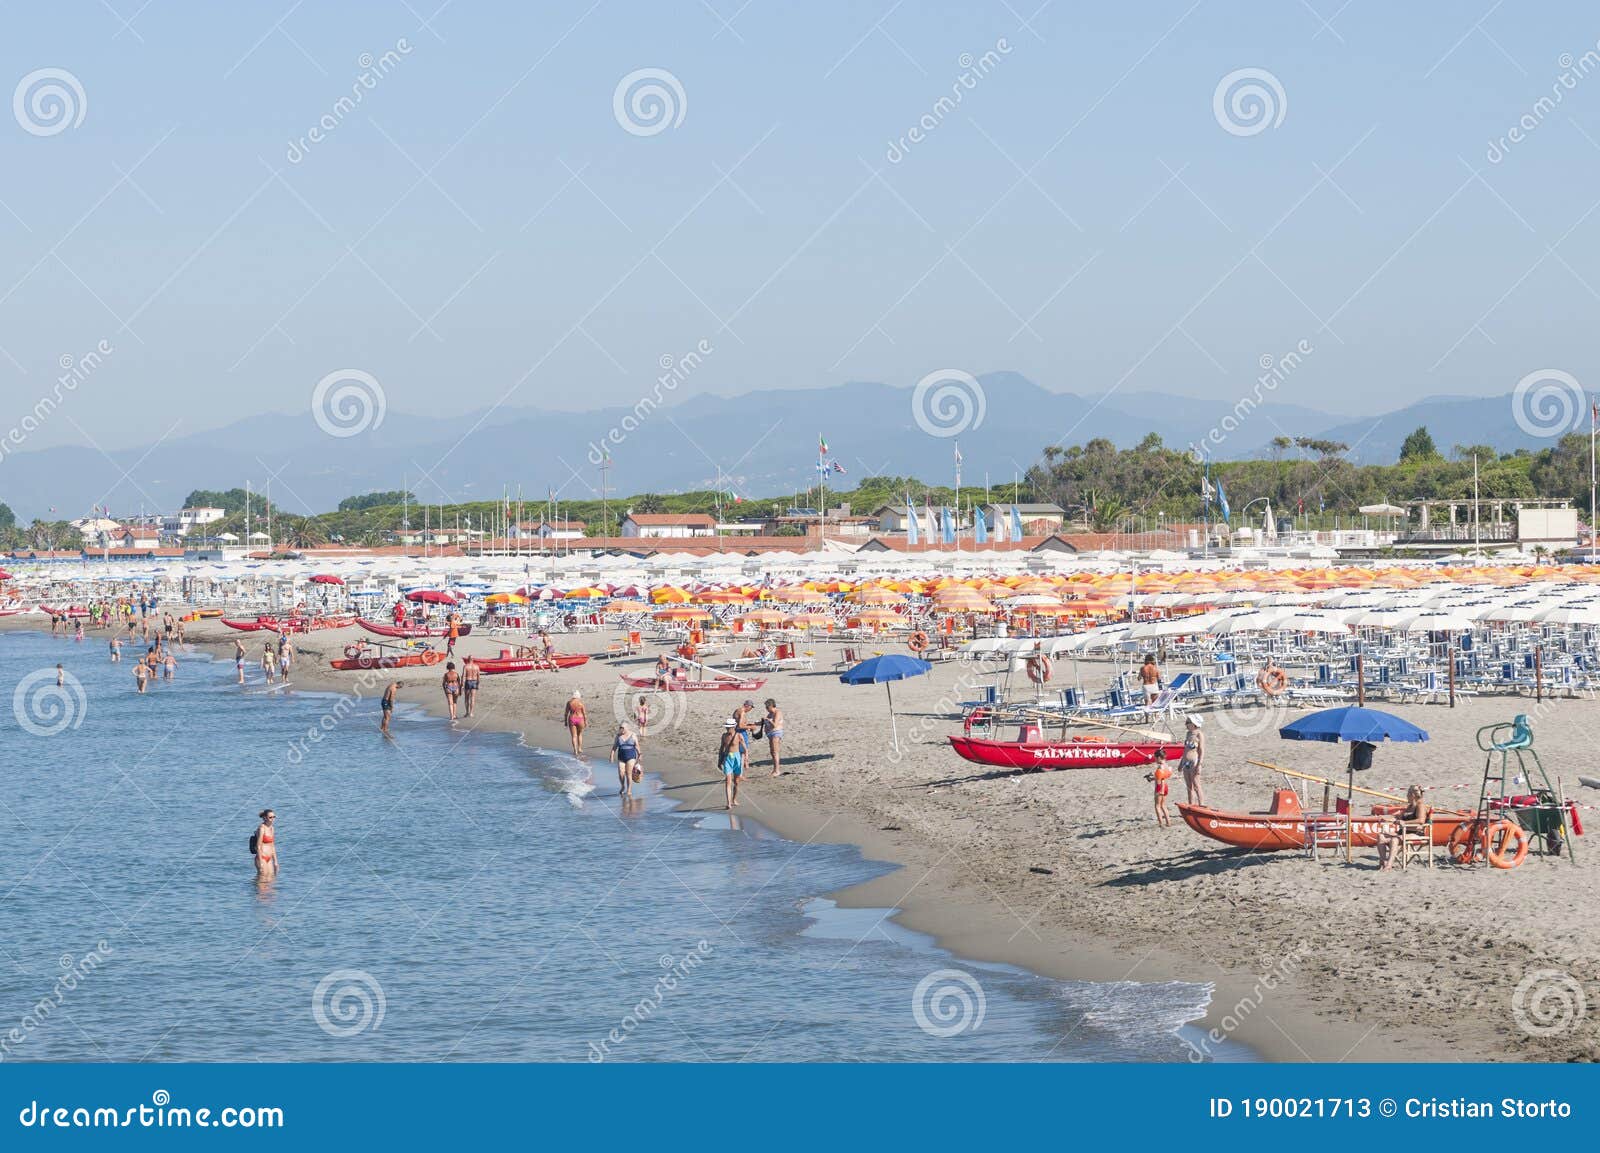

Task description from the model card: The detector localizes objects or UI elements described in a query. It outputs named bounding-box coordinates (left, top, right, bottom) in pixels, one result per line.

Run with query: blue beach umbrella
left=840, top=654, right=934, bottom=753
left=1278, top=706, right=1429, bottom=745
left=1280, top=706, right=1428, bottom=802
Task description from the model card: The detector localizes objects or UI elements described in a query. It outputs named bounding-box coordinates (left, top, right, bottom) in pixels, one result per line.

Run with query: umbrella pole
left=887, top=682, right=899, bottom=752
left=1356, top=651, right=1365, bottom=707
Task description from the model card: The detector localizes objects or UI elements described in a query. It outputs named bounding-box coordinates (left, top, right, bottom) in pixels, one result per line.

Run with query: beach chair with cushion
left=833, top=646, right=859, bottom=670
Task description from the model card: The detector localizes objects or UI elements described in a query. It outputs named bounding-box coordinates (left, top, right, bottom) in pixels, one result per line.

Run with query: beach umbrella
left=485, top=592, right=530, bottom=605
left=563, top=586, right=610, bottom=599
left=838, top=654, right=933, bottom=753
left=734, top=608, right=786, bottom=627
left=848, top=585, right=904, bottom=605
left=309, top=573, right=344, bottom=585
left=1537, top=602, right=1600, bottom=625
left=651, top=586, right=692, bottom=604
left=695, top=588, right=753, bottom=604
left=652, top=606, right=710, bottom=622
left=783, top=611, right=834, bottom=629
left=849, top=607, right=902, bottom=629
left=772, top=585, right=828, bottom=603
left=1280, top=706, right=1428, bottom=744
left=1270, top=611, right=1352, bottom=634
left=406, top=589, right=457, bottom=605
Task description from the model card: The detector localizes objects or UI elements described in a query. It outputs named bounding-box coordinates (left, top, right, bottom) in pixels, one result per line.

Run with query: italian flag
left=818, top=434, right=828, bottom=455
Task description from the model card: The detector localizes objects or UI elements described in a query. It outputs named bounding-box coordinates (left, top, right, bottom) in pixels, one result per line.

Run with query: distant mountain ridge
left=0, top=375, right=1560, bottom=520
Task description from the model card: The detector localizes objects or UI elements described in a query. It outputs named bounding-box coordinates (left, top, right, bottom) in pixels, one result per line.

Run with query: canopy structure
left=1357, top=503, right=1408, bottom=518
left=839, top=655, right=933, bottom=753
left=1279, top=706, right=1428, bottom=744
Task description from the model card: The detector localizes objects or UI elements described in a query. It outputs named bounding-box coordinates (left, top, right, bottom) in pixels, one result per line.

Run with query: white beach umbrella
left=1537, top=602, right=1600, bottom=626
left=1069, top=624, right=1133, bottom=652
left=1128, top=612, right=1220, bottom=639
left=1390, top=610, right=1481, bottom=633
left=1269, top=611, right=1353, bottom=634
left=1205, top=607, right=1295, bottom=635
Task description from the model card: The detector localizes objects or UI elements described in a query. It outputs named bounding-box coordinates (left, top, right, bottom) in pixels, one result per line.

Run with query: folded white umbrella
left=1128, top=612, right=1220, bottom=639
left=1269, top=611, right=1352, bottom=634
left=1206, top=607, right=1296, bottom=635
left=1390, top=610, right=1481, bottom=633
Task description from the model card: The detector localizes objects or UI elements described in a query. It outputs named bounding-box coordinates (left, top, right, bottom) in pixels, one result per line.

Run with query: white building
left=161, top=506, right=227, bottom=535
left=619, top=513, right=715, bottom=538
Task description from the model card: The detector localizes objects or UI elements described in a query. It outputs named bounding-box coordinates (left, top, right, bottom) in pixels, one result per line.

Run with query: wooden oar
left=1247, top=759, right=1405, bottom=803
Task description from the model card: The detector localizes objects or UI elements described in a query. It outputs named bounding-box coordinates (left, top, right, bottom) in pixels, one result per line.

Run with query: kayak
left=327, top=649, right=445, bottom=671
left=619, top=674, right=767, bottom=692
left=477, top=654, right=590, bottom=674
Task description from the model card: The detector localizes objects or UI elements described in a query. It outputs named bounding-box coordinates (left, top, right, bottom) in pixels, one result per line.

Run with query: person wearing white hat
left=718, top=717, right=744, bottom=810
left=1179, top=715, right=1205, bottom=806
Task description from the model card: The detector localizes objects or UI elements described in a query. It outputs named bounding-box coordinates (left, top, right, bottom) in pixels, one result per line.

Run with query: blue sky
left=4, top=1, right=1600, bottom=453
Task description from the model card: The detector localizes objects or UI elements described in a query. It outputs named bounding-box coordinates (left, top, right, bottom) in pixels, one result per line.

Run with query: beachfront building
left=980, top=502, right=1066, bottom=535
left=160, top=506, right=227, bottom=536
left=619, top=513, right=715, bottom=538
left=872, top=505, right=941, bottom=538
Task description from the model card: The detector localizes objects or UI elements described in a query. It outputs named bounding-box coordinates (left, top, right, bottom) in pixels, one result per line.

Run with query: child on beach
left=1145, top=765, right=1173, bottom=827
left=442, top=661, right=461, bottom=721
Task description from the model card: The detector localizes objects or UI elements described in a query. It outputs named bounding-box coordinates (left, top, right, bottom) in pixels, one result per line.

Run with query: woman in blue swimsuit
left=762, top=698, right=784, bottom=777
left=613, top=723, right=641, bottom=797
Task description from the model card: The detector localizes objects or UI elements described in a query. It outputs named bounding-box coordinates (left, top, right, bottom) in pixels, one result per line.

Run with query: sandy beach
left=22, top=611, right=1588, bottom=1064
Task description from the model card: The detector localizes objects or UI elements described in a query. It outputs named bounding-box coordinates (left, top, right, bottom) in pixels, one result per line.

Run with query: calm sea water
left=0, top=630, right=1240, bottom=1062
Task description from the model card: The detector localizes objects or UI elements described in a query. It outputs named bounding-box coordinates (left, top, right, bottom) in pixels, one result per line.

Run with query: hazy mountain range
left=0, top=373, right=1568, bottom=520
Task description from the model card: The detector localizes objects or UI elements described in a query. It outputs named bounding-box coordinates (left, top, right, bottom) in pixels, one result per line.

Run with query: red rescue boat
left=327, top=642, right=445, bottom=671
left=948, top=734, right=1183, bottom=769
left=38, top=604, right=90, bottom=618
left=1177, top=789, right=1473, bottom=851
left=357, top=617, right=471, bottom=639
left=221, top=618, right=266, bottom=631
left=477, top=653, right=590, bottom=674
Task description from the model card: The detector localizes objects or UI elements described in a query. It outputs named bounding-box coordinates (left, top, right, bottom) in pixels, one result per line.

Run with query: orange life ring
left=1257, top=667, right=1288, bottom=696
left=1487, top=820, right=1529, bottom=869
left=420, top=650, right=445, bottom=666
left=907, top=630, right=929, bottom=653
left=1025, top=654, right=1052, bottom=685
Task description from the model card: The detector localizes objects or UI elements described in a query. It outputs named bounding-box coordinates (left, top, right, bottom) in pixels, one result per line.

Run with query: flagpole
left=1590, top=397, right=1596, bottom=562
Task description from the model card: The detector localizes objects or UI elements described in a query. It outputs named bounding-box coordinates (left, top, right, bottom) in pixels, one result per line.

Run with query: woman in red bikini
left=254, top=809, right=278, bottom=881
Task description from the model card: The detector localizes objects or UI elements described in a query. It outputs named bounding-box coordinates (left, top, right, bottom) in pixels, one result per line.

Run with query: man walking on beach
left=718, top=718, right=744, bottom=809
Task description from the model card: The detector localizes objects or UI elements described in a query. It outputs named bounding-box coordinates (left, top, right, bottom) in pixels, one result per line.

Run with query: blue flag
left=941, top=507, right=955, bottom=545
left=905, top=498, right=919, bottom=546
left=1216, top=477, right=1231, bottom=522
left=974, top=507, right=988, bottom=544
left=1011, top=504, right=1025, bottom=540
